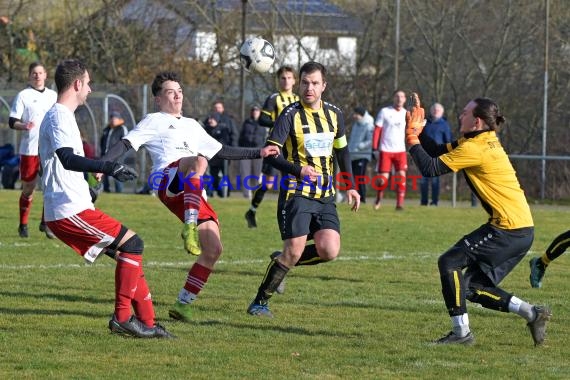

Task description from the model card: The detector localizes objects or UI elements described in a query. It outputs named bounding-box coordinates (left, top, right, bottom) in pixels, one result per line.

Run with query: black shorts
left=261, top=158, right=279, bottom=177
left=276, top=194, right=340, bottom=240
left=452, top=223, right=534, bottom=286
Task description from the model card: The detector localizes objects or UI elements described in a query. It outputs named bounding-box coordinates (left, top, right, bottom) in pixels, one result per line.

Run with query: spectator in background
left=238, top=104, right=265, bottom=199
left=348, top=106, right=374, bottom=203
left=100, top=111, right=129, bottom=193
left=203, top=100, right=238, bottom=198
left=419, top=103, right=452, bottom=206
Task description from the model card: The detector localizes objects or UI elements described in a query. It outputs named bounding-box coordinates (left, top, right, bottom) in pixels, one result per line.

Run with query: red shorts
left=46, top=209, right=122, bottom=263
left=377, top=151, right=408, bottom=173
left=157, top=160, right=219, bottom=224
left=20, top=155, right=40, bottom=182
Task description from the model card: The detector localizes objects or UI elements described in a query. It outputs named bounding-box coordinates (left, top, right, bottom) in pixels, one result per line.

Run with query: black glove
left=103, top=161, right=138, bottom=182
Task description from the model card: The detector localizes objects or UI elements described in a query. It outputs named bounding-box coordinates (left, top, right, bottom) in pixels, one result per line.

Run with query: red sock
left=183, top=177, right=202, bottom=224
left=19, top=194, right=32, bottom=225
left=132, top=271, right=155, bottom=327
left=114, top=253, right=142, bottom=323
left=183, top=263, right=212, bottom=295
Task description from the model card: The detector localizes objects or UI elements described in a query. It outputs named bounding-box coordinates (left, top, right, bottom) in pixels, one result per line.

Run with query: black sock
left=295, top=244, right=325, bottom=266
left=251, top=187, right=268, bottom=209
left=254, top=260, right=289, bottom=303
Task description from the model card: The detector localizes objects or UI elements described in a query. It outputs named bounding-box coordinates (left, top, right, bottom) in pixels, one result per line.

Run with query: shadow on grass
left=185, top=319, right=365, bottom=339
left=0, top=306, right=108, bottom=319
left=0, top=290, right=113, bottom=304
left=208, top=267, right=365, bottom=283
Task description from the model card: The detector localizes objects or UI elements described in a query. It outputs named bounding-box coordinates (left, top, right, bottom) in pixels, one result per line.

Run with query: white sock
left=508, top=296, right=536, bottom=322
left=451, top=313, right=470, bottom=337
left=178, top=288, right=197, bottom=305
left=184, top=209, right=198, bottom=224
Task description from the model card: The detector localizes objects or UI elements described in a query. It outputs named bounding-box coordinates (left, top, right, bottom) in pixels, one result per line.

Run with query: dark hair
left=473, top=97, right=506, bottom=131
left=151, top=71, right=181, bottom=96
left=276, top=65, right=295, bottom=78
left=392, top=89, right=405, bottom=96
left=55, top=59, right=87, bottom=93
left=299, top=61, right=326, bottom=82
left=28, top=61, right=45, bottom=75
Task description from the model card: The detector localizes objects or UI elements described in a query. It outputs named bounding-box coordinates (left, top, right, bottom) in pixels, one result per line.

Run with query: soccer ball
left=240, top=37, right=275, bottom=73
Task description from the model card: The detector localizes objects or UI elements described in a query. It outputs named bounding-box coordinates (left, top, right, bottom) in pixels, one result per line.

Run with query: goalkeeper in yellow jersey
left=406, top=93, right=551, bottom=346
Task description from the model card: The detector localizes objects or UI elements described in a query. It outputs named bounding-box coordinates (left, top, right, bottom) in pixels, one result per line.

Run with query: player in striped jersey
left=406, top=94, right=550, bottom=346
left=244, top=66, right=299, bottom=228
left=247, top=62, right=360, bottom=317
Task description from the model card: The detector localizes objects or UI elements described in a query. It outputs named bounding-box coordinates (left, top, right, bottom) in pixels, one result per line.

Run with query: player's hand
left=300, top=165, right=318, bottom=182
left=109, top=163, right=138, bottom=182
left=405, top=92, right=426, bottom=146
left=346, top=189, right=360, bottom=212
left=261, top=145, right=280, bottom=157
left=94, top=172, right=103, bottom=181
left=25, top=121, right=35, bottom=130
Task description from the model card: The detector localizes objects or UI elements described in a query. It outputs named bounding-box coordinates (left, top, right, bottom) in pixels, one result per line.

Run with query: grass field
left=0, top=189, right=569, bottom=379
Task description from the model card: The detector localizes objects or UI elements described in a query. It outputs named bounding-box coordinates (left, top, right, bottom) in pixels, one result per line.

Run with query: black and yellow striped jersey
left=267, top=100, right=347, bottom=199
left=261, top=91, right=300, bottom=122
left=439, top=131, right=533, bottom=229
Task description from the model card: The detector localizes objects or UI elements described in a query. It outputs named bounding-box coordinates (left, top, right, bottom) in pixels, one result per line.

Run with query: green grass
left=0, top=189, right=569, bottom=379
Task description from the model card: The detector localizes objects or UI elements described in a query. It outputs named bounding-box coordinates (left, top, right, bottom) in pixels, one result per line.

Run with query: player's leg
left=465, top=268, right=551, bottom=346
left=374, top=152, right=392, bottom=210
left=169, top=198, right=221, bottom=322
left=435, top=243, right=473, bottom=344
left=247, top=196, right=309, bottom=317
left=393, top=152, right=408, bottom=210
left=177, top=156, right=208, bottom=255
left=18, top=155, right=39, bottom=238
left=529, top=230, right=570, bottom=288
left=46, top=209, right=173, bottom=338
left=169, top=219, right=222, bottom=322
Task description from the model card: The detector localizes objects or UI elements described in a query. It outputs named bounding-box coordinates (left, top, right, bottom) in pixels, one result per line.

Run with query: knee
left=437, top=252, right=455, bottom=273
left=195, top=156, right=208, bottom=173
left=119, top=234, right=144, bottom=255
left=315, top=243, right=339, bottom=261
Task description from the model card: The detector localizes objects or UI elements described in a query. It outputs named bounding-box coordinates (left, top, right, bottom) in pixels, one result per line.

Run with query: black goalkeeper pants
left=438, top=223, right=533, bottom=316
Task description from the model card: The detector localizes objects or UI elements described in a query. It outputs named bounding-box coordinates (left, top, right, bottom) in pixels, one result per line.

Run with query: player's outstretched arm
left=100, top=139, right=133, bottom=162
left=55, top=147, right=137, bottom=182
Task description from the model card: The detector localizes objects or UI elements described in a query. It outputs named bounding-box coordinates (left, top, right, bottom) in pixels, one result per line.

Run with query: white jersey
left=375, top=106, right=407, bottom=153
left=10, top=86, right=57, bottom=155
left=39, top=103, right=94, bottom=221
left=126, top=112, right=223, bottom=173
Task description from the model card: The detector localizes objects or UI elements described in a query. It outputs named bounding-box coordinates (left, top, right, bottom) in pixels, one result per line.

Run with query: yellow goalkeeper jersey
left=439, top=130, right=533, bottom=229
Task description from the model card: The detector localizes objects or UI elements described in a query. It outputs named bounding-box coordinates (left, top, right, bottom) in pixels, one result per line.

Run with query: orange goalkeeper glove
left=405, top=92, right=426, bottom=146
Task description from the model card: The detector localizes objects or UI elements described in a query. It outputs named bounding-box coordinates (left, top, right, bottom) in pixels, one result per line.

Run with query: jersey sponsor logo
left=304, top=132, right=334, bottom=157
left=169, top=125, right=175, bottom=129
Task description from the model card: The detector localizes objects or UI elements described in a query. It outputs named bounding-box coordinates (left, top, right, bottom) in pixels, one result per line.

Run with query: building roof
left=156, top=0, right=362, bottom=36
